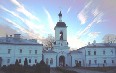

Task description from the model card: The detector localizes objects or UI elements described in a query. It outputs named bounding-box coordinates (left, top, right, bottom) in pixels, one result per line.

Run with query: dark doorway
left=79, top=61, right=81, bottom=67
left=59, top=56, right=65, bottom=67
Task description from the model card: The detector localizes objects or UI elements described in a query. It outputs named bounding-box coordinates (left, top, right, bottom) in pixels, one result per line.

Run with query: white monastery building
left=0, top=11, right=116, bottom=67
left=0, top=34, right=43, bottom=66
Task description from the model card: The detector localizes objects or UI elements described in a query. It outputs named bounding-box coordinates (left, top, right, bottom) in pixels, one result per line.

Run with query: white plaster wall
left=0, top=44, right=42, bottom=66
left=43, top=53, right=57, bottom=67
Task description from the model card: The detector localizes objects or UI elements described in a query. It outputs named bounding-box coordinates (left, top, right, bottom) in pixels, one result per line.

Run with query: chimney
left=14, top=34, right=21, bottom=41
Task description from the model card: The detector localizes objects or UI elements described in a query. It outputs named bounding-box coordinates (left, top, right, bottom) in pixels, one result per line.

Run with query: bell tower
left=53, top=11, right=69, bottom=50
left=54, top=11, right=67, bottom=41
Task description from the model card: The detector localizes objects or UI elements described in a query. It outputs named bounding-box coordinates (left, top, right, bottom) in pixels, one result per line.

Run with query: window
left=75, top=60, right=78, bottom=64
left=111, top=50, right=113, bottom=54
left=46, top=58, right=49, bottom=65
left=20, top=49, right=22, bottom=53
left=35, top=59, right=37, bottom=63
left=112, top=60, right=114, bottom=63
left=7, top=59, right=10, bottom=63
left=103, top=50, right=105, bottom=55
left=29, top=59, right=31, bottom=63
left=94, top=60, right=97, bottom=64
left=89, top=60, right=91, bottom=64
left=29, top=50, right=31, bottom=54
left=88, top=51, right=91, bottom=55
left=50, top=58, right=53, bottom=64
left=60, top=31, right=63, bottom=40
left=19, top=59, right=21, bottom=63
left=8, top=49, right=11, bottom=54
left=94, top=51, right=96, bottom=55
left=104, top=60, right=106, bottom=63
left=35, top=50, right=37, bottom=54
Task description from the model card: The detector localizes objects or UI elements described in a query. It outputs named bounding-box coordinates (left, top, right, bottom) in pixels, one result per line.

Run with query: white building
left=0, top=11, right=116, bottom=68
left=70, top=41, right=116, bottom=67
left=43, top=11, right=70, bottom=67
left=0, top=34, right=43, bottom=66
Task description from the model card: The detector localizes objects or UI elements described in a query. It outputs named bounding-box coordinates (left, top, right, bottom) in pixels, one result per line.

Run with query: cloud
left=92, top=8, right=99, bottom=17
left=77, top=1, right=92, bottom=24
left=0, top=24, right=17, bottom=37
left=4, top=18, right=43, bottom=40
left=10, top=0, right=40, bottom=22
left=0, top=5, right=45, bottom=41
left=88, top=32, right=101, bottom=39
left=68, top=36, right=86, bottom=50
left=44, top=8, right=55, bottom=33
left=77, top=11, right=103, bottom=39
left=67, top=7, right=71, bottom=13
left=0, top=5, right=46, bottom=35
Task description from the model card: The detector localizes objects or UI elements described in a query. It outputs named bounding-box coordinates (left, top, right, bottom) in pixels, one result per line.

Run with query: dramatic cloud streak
left=44, top=8, right=55, bottom=33
left=10, top=0, right=40, bottom=22
left=77, top=1, right=92, bottom=24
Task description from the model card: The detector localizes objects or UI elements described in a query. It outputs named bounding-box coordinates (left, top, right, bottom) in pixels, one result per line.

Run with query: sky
left=0, top=0, right=116, bottom=50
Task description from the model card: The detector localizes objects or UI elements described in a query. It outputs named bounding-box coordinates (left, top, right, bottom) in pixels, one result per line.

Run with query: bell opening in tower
left=60, top=31, right=63, bottom=40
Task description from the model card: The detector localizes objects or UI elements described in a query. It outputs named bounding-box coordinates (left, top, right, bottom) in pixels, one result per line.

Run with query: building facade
left=70, top=41, right=116, bottom=67
left=0, top=34, right=43, bottom=66
left=0, top=11, right=116, bottom=68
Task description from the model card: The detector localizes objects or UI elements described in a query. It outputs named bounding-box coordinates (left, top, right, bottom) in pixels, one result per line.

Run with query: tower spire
left=58, top=11, right=62, bottom=22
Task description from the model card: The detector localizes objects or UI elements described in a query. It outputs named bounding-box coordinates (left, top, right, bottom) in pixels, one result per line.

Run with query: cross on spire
left=58, top=11, right=62, bottom=22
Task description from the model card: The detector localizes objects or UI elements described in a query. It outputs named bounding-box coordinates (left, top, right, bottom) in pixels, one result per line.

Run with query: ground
left=50, top=67, right=116, bottom=73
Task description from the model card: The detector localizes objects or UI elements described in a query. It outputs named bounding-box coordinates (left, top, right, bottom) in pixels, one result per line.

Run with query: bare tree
left=103, top=34, right=116, bottom=43
left=42, top=34, right=55, bottom=49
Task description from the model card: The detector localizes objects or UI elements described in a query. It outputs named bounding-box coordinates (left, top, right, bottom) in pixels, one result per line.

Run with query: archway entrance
left=59, top=56, right=65, bottom=67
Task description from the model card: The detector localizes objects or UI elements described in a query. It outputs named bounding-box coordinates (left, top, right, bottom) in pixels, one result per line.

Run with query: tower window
left=60, top=31, right=63, bottom=40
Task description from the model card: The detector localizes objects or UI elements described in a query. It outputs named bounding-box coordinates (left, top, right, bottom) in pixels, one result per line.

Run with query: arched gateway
left=59, top=56, right=65, bottom=67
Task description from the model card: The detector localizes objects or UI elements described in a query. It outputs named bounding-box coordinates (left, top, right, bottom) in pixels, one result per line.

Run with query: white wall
left=0, top=44, right=42, bottom=66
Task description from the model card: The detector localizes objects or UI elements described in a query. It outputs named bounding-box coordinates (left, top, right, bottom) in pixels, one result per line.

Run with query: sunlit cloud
left=5, top=18, right=43, bottom=40
left=0, top=5, right=46, bottom=35
left=10, top=0, right=40, bottom=22
left=77, top=12, right=104, bottom=39
left=44, top=8, right=55, bottom=33
left=68, top=36, right=86, bottom=50
left=77, top=1, right=92, bottom=25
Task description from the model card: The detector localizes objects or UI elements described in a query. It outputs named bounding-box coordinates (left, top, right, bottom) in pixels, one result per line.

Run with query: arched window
left=46, top=58, right=49, bottom=65
left=50, top=58, right=53, bottom=65
left=60, top=31, right=63, bottom=40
